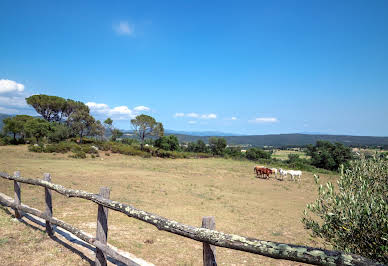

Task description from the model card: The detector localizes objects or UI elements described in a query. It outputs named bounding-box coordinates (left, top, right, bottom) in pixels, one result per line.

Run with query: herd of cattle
left=254, top=165, right=302, bottom=181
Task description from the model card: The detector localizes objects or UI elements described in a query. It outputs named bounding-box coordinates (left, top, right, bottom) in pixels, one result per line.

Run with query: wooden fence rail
left=0, top=171, right=382, bottom=266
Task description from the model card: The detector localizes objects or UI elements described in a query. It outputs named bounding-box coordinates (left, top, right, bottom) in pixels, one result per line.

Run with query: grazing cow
left=278, top=168, right=288, bottom=180
left=270, top=168, right=278, bottom=178
left=254, top=165, right=264, bottom=176
left=287, top=170, right=302, bottom=181
left=257, top=167, right=272, bottom=179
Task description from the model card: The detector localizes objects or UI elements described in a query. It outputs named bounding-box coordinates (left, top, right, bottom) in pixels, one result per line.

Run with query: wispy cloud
left=174, top=112, right=217, bottom=119
left=188, top=120, right=197, bottom=124
left=249, top=117, right=279, bottom=123
left=174, top=112, right=185, bottom=117
left=187, top=112, right=200, bottom=118
left=86, top=102, right=150, bottom=120
left=133, top=105, right=150, bottom=112
left=201, top=113, right=217, bottom=119
left=113, top=21, right=134, bottom=36
left=231, top=117, right=237, bottom=120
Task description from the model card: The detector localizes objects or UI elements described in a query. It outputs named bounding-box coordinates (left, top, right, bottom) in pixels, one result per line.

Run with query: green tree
left=24, top=118, right=51, bottom=143
left=155, top=135, right=180, bottom=151
left=67, top=107, right=95, bottom=143
left=90, top=120, right=105, bottom=140
left=26, top=95, right=88, bottom=123
left=48, top=122, right=71, bottom=143
left=195, top=140, right=208, bottom=153
left=130, top=114, right=164, bottom=149
left=306, top=141, right=353, bottom=171
left=209, top=137, right=227, bottom=156
left=26, top=95, right=67, bottom=122
left=246, top=148, right=271, bottom=161
left=103, top=118, right=122, bottom=141
left=2, top=115, right=33, bottom=142
left=303, top=158, right=388, bottom=263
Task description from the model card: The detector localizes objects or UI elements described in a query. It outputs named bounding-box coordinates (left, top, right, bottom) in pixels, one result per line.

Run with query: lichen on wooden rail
left=0, top=172, right=382, bottom=266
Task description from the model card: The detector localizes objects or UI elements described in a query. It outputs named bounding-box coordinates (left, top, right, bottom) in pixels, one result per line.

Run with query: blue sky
left=1, top=0, right=387, bottom=136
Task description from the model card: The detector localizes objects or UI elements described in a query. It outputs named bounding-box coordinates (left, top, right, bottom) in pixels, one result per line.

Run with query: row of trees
left=2, top=94, right=165, bottom=148
left=3, top=95, right=105, bottom=143
left=2, top=94, right=354, bottom=171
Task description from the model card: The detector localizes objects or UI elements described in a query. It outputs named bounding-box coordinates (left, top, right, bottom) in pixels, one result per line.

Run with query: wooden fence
left=0, top=171, right=382, bottom=266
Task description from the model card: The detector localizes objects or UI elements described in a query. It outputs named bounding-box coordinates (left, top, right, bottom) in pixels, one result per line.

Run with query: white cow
left=287, top=170, right=302, bottom=181
left=278, top=168, right=288, bottom=180
left=270, top=168, right=278, bottom=178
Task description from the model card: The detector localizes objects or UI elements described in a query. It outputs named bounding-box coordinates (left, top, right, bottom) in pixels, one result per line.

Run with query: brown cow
left=256, top=167, right=273, bottom=179
left=254, top=165, right=264, bottom=176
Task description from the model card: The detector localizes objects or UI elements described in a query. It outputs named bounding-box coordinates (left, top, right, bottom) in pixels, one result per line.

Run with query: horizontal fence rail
left=0, top=172, right=382, bottom=266
left=0, top=192, right=141, bottom=266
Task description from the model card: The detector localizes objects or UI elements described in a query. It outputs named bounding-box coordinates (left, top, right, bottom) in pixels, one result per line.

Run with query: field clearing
left=271, top=149, right=309, bottom=161
left=0, top=145, right=336, bottom=265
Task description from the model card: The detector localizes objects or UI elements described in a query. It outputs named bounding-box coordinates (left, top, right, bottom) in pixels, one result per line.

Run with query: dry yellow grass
left=0, top=145, right=336, bottom=265
left=271, top=149, right=309, bottom=161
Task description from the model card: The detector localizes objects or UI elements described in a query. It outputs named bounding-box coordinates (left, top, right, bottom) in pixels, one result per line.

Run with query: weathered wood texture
left=0, top=172, right=382, bottom=266
left=202, top=216, right=217, bottom=266
left=0, top=192, right=141, bottom=266
left=95, top=187, right=110, bottom=266
left=13, top=171, right=22, bottom=219
left=43, top=173, right=54, bottom=236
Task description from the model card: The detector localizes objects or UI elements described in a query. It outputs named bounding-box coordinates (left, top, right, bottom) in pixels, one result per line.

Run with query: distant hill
left=164, top=129, right=244, bottom=136
left=168, top=133, right=388, bottom=148
left=1, top=113, right=387, bottom=147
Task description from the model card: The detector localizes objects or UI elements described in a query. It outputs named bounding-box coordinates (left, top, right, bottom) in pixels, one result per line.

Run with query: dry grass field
left=0, top=145, right=337, bottom=265
left=271, top=150, right=309, bottom=161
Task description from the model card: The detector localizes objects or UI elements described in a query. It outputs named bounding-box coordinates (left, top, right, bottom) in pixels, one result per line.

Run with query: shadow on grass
left=0, top=206, right=126, bottom=266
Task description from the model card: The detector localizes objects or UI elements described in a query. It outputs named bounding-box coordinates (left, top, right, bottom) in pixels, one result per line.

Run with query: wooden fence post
left=13, top=171, right=22, bottom=219
left=95, top=187, right=110, bottom=266
left=202, top=216, right=217, bottom=266
left=43, top=173, right=53, bottom=236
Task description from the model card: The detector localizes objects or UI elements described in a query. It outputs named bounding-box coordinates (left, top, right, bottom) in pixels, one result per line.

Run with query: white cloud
left=86, top=102, right=150, bottom=120
left=133, top=105, right=150, bottom=112
left=0, top=79, right=24, bottom=94
left=231, top=117, right=237, bottom=120
left=174, top=112, right=185, bottom=117
left=188, top=120, right=197, bottom=124
left=175, top=112, right=217, bottom=119
left=201, top=113, right=217, bottom=119
left=113, top=21, right=134, bottom=36
left=249, top=117, right=279, bottom=123
left=0, top=79, right=31, bottom=114
left=187, top=112, right=200, bottom=118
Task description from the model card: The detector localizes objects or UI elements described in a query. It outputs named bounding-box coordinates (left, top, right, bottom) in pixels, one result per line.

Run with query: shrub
left=306, top=141, right=353, bottom=171
left=28, top=144, right=43, bottom=153
left=155, top=135, right=180, bottom=151
left=302, top=158, right=388, bottom=263
left=246, top=148, right=271, bottom=161
left=70, top=150, right=86, bottom=159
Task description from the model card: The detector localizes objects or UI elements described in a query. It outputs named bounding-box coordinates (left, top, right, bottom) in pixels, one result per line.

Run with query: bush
left=28, top=144, right=43, bottom=153
left=306, top=141, right=353, bottom=171
left=302, top=158, right=388, bottom=263
left=155, top=135, right=180, bottom=151
left=70, top=150, right=86, bottom=159
left=246, top=148, right=271, bottom=161
left=0, top=136, right=12, bottom=146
